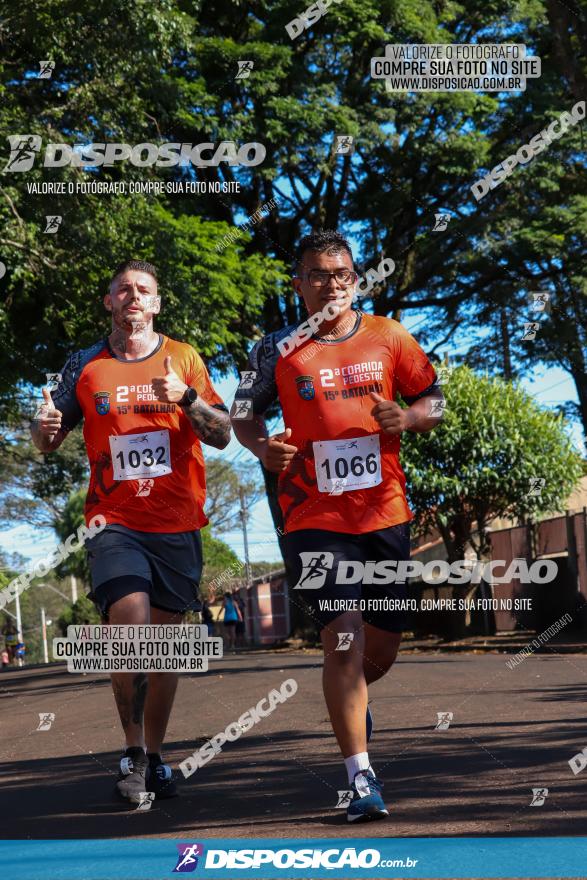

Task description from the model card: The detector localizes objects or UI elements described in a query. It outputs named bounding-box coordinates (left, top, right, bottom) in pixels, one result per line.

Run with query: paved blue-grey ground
left=2, top=650, right=586, bottom=839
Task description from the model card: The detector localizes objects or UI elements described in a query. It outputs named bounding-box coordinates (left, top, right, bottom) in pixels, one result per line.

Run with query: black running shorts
left=283, top=522, right=411, bottom=633
left=86, top=523, right=203, bottom=616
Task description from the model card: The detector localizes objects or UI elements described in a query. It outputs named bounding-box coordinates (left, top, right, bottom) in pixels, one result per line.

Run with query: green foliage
left=0, top=429, right=87, bottom=529
left=52, top=488, right=89, bottom=580
left=0, top=0, right=584, bottom=589
left=200, top=526, right=242, bottom=596
left=401, top=366, right=584, bottom=559
left=56, top=593, right=101, bottom=636
left=201, top=525, right=241, bottom=570
left=204, top=456, right=264, bottom=532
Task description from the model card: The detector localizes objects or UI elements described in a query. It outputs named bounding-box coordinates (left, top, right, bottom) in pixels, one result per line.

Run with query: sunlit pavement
left=2, top=650, right=586, bottom=839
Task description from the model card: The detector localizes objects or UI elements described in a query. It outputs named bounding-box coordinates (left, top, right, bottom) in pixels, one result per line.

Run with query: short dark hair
left=110, top=259, right=158, bottom=288
left=294, top=229, right=354, bottom=274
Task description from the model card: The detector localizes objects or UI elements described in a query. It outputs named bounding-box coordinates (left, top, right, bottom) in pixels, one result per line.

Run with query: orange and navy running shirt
left=234, top=311, right=440, bottom=535
left=52, top=335, right=226, bottom=533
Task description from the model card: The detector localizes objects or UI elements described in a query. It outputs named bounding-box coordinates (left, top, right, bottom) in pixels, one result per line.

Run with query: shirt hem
left=282, top=511, right=414, bottom=536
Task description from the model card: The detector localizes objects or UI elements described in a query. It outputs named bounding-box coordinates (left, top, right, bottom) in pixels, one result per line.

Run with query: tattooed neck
left=109, top=320, right=159, bottom=360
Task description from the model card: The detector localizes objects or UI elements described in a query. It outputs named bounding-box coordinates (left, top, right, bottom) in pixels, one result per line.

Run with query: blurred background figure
left=234, top=589, right=246, bottom=650
left=201, top=598, right=214, bottom=637
left=222, top=591, right=238, bottom=651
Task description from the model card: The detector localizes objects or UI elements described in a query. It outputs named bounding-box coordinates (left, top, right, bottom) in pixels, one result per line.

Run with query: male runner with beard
left=31, top=260, right=230, bottom=803
left=232, top=231, right=444, bottom=822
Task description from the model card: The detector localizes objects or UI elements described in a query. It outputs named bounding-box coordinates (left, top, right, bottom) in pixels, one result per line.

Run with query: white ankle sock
left=344, top=752, right=373, bottom=785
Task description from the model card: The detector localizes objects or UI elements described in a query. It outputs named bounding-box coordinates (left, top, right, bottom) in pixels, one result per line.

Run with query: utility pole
left=239, top=487, right=258, bottom=643
left=70, top=574, right=78, bottom=604
left=239, top=487, right=252, bottom=588
left=41, top=607, right=49, bottom=664
left=15, top=589, right=23, bottom=667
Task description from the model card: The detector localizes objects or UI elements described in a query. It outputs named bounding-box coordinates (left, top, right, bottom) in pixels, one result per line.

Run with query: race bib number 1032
left=109, top=430, right=172, bottom=481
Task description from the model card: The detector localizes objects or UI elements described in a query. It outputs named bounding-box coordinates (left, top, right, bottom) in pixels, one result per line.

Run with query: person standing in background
left=234, top=590, right=246, bottom=649
left=222, top=591, right=238, bottom=651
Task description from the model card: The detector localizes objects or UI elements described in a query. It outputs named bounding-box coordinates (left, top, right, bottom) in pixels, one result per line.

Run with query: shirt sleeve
left=233, top=333, right=280, bottom=416
left=50, top=351, right=84, bottom=433
left=186, top=349, right=228, bottom=412
left=390, top=321, right=440, bottom=404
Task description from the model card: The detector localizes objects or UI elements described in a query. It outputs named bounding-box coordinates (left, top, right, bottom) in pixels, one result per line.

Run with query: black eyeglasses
left=302, top=269, right=358, bottom=288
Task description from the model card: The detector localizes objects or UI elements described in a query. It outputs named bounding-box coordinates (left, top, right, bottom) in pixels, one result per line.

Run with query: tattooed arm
left=180, top=396, right=231, bottom=450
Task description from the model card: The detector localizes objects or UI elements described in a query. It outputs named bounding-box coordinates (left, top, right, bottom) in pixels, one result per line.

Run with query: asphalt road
left=2, top=650, right=586, bottom=839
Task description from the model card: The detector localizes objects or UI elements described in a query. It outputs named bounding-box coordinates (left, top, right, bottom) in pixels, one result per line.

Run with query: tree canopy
left=401, top=365, right=584, bottom=560
left=0, top=0, right=584, bottom=594
left=0, top=0, right=584, bottom=433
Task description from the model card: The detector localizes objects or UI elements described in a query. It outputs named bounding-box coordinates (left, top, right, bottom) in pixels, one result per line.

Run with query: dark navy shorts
left=283, top=522, right=411, bottom=633
left=86, top=523, right=203, bottom=617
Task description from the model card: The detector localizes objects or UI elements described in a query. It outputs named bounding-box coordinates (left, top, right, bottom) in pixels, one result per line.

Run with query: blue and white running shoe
left=347, top=770, right=389, bottom=823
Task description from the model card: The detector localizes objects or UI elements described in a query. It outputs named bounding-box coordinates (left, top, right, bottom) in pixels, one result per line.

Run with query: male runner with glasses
left=31, top=259, right=230, bottom=804
left=232, top=230, right=444, bottom=822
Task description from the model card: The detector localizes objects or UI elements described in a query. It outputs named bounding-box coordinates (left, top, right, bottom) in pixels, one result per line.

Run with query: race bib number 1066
left=109, top=430, right=172, bottom=481
left=313, top=434, right=382, bottom=494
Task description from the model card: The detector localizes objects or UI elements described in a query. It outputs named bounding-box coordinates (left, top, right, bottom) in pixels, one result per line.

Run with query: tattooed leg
left=144, top=606, right=184, bottom=753
left=109, top=591, right=150, bottom=748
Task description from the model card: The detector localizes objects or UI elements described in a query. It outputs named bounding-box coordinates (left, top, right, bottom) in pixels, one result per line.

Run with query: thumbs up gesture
left=369, top=392, right=410, bottom=435
left=259, top=427, right=298, bottom=473
left=152, top=356, right=188, bottom=403
left=36, top=387, right=63, bottom=438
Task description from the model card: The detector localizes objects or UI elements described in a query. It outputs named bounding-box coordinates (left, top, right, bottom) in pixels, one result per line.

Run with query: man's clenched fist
left=369, top=392, right=411, bottom=435
left=259, top=427, right=298, bottom=473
